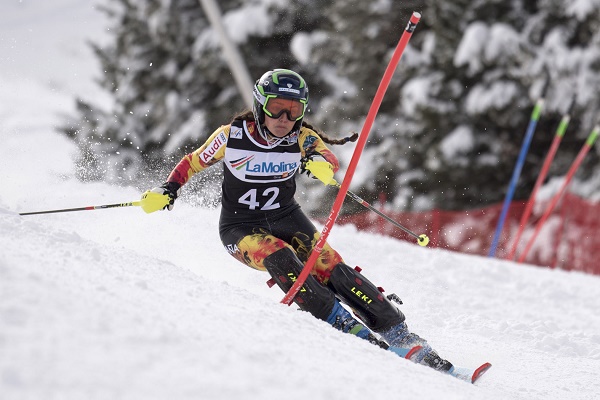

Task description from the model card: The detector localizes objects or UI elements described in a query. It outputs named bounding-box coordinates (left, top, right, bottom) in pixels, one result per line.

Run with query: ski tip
left=471, top=362, right=492, bottom=384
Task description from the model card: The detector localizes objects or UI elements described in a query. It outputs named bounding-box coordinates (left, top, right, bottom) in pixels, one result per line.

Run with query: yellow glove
left=302, top=159, right=336, bottom=186
left=140, top=182, right=181, bottom=213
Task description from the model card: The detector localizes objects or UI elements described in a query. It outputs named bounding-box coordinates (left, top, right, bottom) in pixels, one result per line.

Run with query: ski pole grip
left=140, top=191, right=171, bottom=213
left=305, top=160, right=336, bottom=186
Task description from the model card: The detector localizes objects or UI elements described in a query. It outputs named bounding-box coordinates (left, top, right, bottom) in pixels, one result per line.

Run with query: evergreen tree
left=302, top=0, right=600, bottom=211
left=63, top=0, right=600, bottom=213
left=63, top=0, right=330, bottom=191
left=66, top=0, right=218, bottom=184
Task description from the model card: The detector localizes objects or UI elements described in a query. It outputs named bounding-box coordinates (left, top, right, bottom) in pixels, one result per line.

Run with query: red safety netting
left=334, top=192, right=600, bottom=275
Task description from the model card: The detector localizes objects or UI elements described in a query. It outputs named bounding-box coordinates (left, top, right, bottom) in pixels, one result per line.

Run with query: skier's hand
left=300, top=153, right=321, bottom=179
left=301, top=158, right=335, bottom=186
left=300, top=159, right=314, bottom=179
left=150, top=181, right=181, bottom=211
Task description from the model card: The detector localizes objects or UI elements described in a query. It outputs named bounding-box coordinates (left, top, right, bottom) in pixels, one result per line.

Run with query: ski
left=385, top=342, right=492, bottom=383
left=448, top=362, right=492, bottom=384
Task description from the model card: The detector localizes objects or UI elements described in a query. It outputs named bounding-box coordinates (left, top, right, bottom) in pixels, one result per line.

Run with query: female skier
left=147, top=68, right=457, bottom=375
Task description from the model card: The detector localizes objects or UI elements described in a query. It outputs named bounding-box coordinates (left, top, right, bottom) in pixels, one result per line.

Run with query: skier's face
left=263, top=112, right=295, bottom=137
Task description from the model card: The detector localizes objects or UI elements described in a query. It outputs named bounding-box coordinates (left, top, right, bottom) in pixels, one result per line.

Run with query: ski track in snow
left=1, top=2, right=600, bottom=399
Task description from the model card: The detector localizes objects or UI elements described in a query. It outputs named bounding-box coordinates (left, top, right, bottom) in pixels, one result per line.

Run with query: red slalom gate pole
left=281, top=12, right=421, bottom=306
left=506, top=103, right=574, bottom=260
left=517, top=125, right=599, bottom=263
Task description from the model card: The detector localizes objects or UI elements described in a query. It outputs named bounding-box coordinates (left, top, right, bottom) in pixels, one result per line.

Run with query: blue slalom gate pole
left=488, top=90, right=547, bottom=257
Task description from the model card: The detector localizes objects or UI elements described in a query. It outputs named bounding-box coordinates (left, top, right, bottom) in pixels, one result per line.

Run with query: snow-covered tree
left=63, top=0, right=331, bottom=190
left=64, top=0, right=600, bottom=213
left=297, top=0, right=600, bottom=211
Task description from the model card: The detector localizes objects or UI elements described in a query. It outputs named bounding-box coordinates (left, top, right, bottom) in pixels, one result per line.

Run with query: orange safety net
left=334, top=192, right=600, bottom=275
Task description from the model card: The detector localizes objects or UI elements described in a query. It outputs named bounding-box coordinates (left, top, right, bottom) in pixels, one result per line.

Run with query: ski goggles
left=263, top=96, right=306, bottom=121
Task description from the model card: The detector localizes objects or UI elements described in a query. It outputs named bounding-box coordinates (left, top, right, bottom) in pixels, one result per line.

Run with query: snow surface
left=1, top=2, right=600, bottom=400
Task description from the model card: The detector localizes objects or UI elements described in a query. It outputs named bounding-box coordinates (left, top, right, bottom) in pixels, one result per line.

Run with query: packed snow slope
left=3, top=77, right=600, bottom=400
left=1, top=2, right=600, bottom=400
left=2, top=139, right=600, bottom=400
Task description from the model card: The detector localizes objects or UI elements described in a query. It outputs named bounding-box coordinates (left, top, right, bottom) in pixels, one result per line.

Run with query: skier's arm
left=143, top=125, right=229, bottom=212
left=299, top=127, right=340, bottom=172
left=166, top=125, right=230, bottom=186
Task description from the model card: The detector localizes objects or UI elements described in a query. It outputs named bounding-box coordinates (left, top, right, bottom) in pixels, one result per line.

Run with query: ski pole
left=305, top=160, right=429, bottom=246
left=488, top=80, right=549, bottom=257
left=19, top=201, right=141, bottom=216
left=19, top=191, right=171, bottom=216
left=506, top=98, right=575, bottom=260
left=342, top=187, right=429, bottom=245
left=517, top=125, right=599, bottom=263
left=281, top=12, right=421, bottom=306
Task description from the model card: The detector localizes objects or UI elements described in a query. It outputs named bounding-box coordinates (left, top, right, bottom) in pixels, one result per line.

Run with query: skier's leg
left=327, top=262, right=453, bottom=371
left=221, top=225, right=333, bottom=319
left=262, top=246, right=334, bottom=320
left=326, top=262, right=405, bottom=331
left=262, top=246, right=384, bottom=346
left=221, top=225, right=381, bottom=342
left=268, top=208, right=454, bottom=370
left=266, top=207, right=345, bottom=284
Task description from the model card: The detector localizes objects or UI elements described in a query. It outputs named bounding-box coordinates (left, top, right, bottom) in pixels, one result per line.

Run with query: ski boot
left=379, top=321, right=453, bottom=372
left=327, top=300, right=380, bottom=343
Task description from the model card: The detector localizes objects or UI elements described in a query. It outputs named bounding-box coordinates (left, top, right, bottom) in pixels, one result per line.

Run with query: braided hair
left=231, top=110, right=358, bottom=146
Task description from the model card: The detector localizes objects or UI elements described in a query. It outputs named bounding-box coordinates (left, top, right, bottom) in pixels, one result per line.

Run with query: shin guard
left=327, top=263, right=404, bottom=331
left=263, top=247, right=335, bottom=321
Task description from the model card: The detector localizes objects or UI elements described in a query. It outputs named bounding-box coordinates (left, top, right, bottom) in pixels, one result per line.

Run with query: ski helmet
left=252, top=69, right=309, bottom=144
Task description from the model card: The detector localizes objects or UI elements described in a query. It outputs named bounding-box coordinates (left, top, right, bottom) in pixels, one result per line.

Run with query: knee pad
left=327, top=263, right=404, bottom=331
left=263, top=247, right=335, bottom=321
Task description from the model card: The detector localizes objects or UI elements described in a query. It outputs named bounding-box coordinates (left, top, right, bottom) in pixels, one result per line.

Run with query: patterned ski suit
left=166, top=119, right=344, bottom=283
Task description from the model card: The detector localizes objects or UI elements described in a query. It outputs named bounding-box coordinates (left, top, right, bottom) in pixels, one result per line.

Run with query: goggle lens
left=263, top=97, right=305, bottom=121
